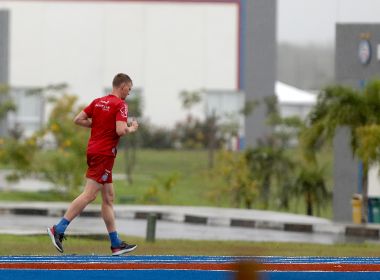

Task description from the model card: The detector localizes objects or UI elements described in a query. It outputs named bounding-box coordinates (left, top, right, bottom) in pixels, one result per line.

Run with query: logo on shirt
left=95, top=100, right=110, bottom=111
left=101, top=169, right=111, bottom=182
left=120, top=104, right=128, bottom=118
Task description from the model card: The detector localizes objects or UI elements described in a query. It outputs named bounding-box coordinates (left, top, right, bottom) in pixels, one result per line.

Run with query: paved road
left=0, top=214, right=349, bottom=244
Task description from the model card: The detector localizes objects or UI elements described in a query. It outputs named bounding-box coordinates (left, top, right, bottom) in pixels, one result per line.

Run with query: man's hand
left=116, top=119, right=139, bottom=136
left=73, top=111, right=92, bottom=128
left=127, top=119, right=139, bottom=133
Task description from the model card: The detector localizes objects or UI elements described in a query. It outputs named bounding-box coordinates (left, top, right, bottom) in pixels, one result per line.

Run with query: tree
left=121, top=94, right=143, bottom=184
left=211, top=150, right=258, bottom=209
left=33, top=93, right=88, bottom=197
left=0, top=134, right=38, bottom=180
left=0, top=84, right=16, bottom=121
left=174, top=117, right=210, bottom=149
left=356, top=125, right=380, bottom=164
left=244, top=96, right=300, bottom=210
left=0, top=86, right=87, bottom=197
left=204, top=101, right=253, bottom=168
left=206, top=111, right=217, bottom=168
left=179, top=90, right=219, bottom=168
left=0, top=84, right=35, bottom=179
left=302, top=80, right=380, bottom=223
left=179, top=90, right=202, bottom=112
left=293, top=163, right=330, bottom=216
left=0, top=84, right=89, bottom=196
left=245, top=138, right=295, bottom=210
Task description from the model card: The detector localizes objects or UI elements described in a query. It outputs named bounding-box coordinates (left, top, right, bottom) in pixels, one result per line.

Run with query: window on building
left=7, top=88, right=44, bottom=137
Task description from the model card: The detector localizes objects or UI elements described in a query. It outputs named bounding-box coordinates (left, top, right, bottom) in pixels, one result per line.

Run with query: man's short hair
left=112, top=73, right=132, bottom=88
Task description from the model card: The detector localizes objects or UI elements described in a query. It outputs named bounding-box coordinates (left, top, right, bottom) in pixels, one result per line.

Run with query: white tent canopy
left=275, top=81, right=317, bottom=105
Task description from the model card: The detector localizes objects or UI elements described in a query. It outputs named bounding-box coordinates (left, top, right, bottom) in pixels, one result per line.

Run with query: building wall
left=334, top=24, right=380, bottom=222
left=0, top=10, right=10, bottom=136
left=0, top=10, right=8, bottom=85
left=243, top=0, right=277, bottom=148
left=0, top=1, right=238, bottom=127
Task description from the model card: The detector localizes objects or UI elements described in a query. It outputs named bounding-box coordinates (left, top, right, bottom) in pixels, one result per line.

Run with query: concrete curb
left=0, top=202, right=379, bottom=239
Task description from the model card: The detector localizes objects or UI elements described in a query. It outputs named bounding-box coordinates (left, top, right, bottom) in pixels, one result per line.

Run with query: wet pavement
left=1, top=172, right=380, bottom=245
left=0, top=213, right=343, bottom=244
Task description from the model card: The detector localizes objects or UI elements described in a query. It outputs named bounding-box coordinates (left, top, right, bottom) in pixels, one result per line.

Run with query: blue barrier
left=1, top=256, right=380, bottom=280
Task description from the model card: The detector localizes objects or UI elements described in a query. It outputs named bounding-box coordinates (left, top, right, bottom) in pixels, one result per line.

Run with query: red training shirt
left=83, top=94, right=128, bottom=157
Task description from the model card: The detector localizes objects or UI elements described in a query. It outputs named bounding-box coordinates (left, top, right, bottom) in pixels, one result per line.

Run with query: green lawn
left=112, top=148, right=333, bottom=219
left=112, top=149, right=219, bottom=206
left=1, top=234, right=380, bottom=256
left=0, top=148, right=334, bottom=219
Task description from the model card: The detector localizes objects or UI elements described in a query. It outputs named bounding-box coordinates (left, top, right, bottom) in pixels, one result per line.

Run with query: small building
left=276, top=81, right=316, bottom=119
left=204, top=82, right=316, bottom=150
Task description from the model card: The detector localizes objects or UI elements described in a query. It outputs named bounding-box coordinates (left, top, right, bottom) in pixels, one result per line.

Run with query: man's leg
left=101, top=183, right=116, bottom=233
left=64, top=178, right=101, bottom=221
left=101, top=183, right=137, bottom=255
left=47, top=178, right=100, bottom=252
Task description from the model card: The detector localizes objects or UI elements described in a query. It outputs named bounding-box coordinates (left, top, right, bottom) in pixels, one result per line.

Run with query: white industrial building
left=0, top=1, right=238, bottom=128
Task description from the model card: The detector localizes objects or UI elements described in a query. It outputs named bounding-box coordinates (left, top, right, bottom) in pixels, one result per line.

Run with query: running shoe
left=47, top=225, right=66, bottom=253
left=111, top=241, right=137, bottom=256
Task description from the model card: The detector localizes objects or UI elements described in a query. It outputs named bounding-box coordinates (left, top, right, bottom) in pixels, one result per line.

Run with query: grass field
left=112, top=148, right=333, bottom=219
left=112, top=149, right=220, bottom=206
left=1, top=234, right=380, bottom=257
left=0, top=148, right=334, bottom=218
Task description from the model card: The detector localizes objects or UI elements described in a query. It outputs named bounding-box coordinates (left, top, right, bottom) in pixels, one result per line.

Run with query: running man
left=47, top=73, right=139, bottom=256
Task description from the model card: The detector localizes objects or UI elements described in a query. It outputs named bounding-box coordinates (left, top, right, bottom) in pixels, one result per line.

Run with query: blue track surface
left=2, top=269, right=380, bottom=280
left=2, top=256, right=380, bottom=280
left=1, top=255, right=380, bottom=264
left=0, top=270, right=233, bottom=280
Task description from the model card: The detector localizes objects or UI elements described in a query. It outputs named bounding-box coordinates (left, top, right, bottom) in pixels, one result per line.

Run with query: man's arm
left=116, top=119, right=139, bottom=136
left=73, top=111, right=92, bottom=128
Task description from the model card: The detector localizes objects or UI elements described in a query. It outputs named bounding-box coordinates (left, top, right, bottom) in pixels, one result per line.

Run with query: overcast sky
left=278, top=0, right=380, bottom=45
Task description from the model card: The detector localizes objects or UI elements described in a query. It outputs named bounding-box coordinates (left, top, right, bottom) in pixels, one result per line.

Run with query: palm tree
left=244, top=95, right=302, bottom=210
left=245, top=143, right=277, bottom=209
left=302, top=80, right=380, bottom=222
left=245, top=136, right=295, bottom=209
left=356, top=125, right=380, bottom=164
left=293, top=164, right=330, bottom=216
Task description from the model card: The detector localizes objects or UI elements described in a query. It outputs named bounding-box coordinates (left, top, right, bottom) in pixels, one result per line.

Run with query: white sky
left=278, top=0, right=380, bottom=45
